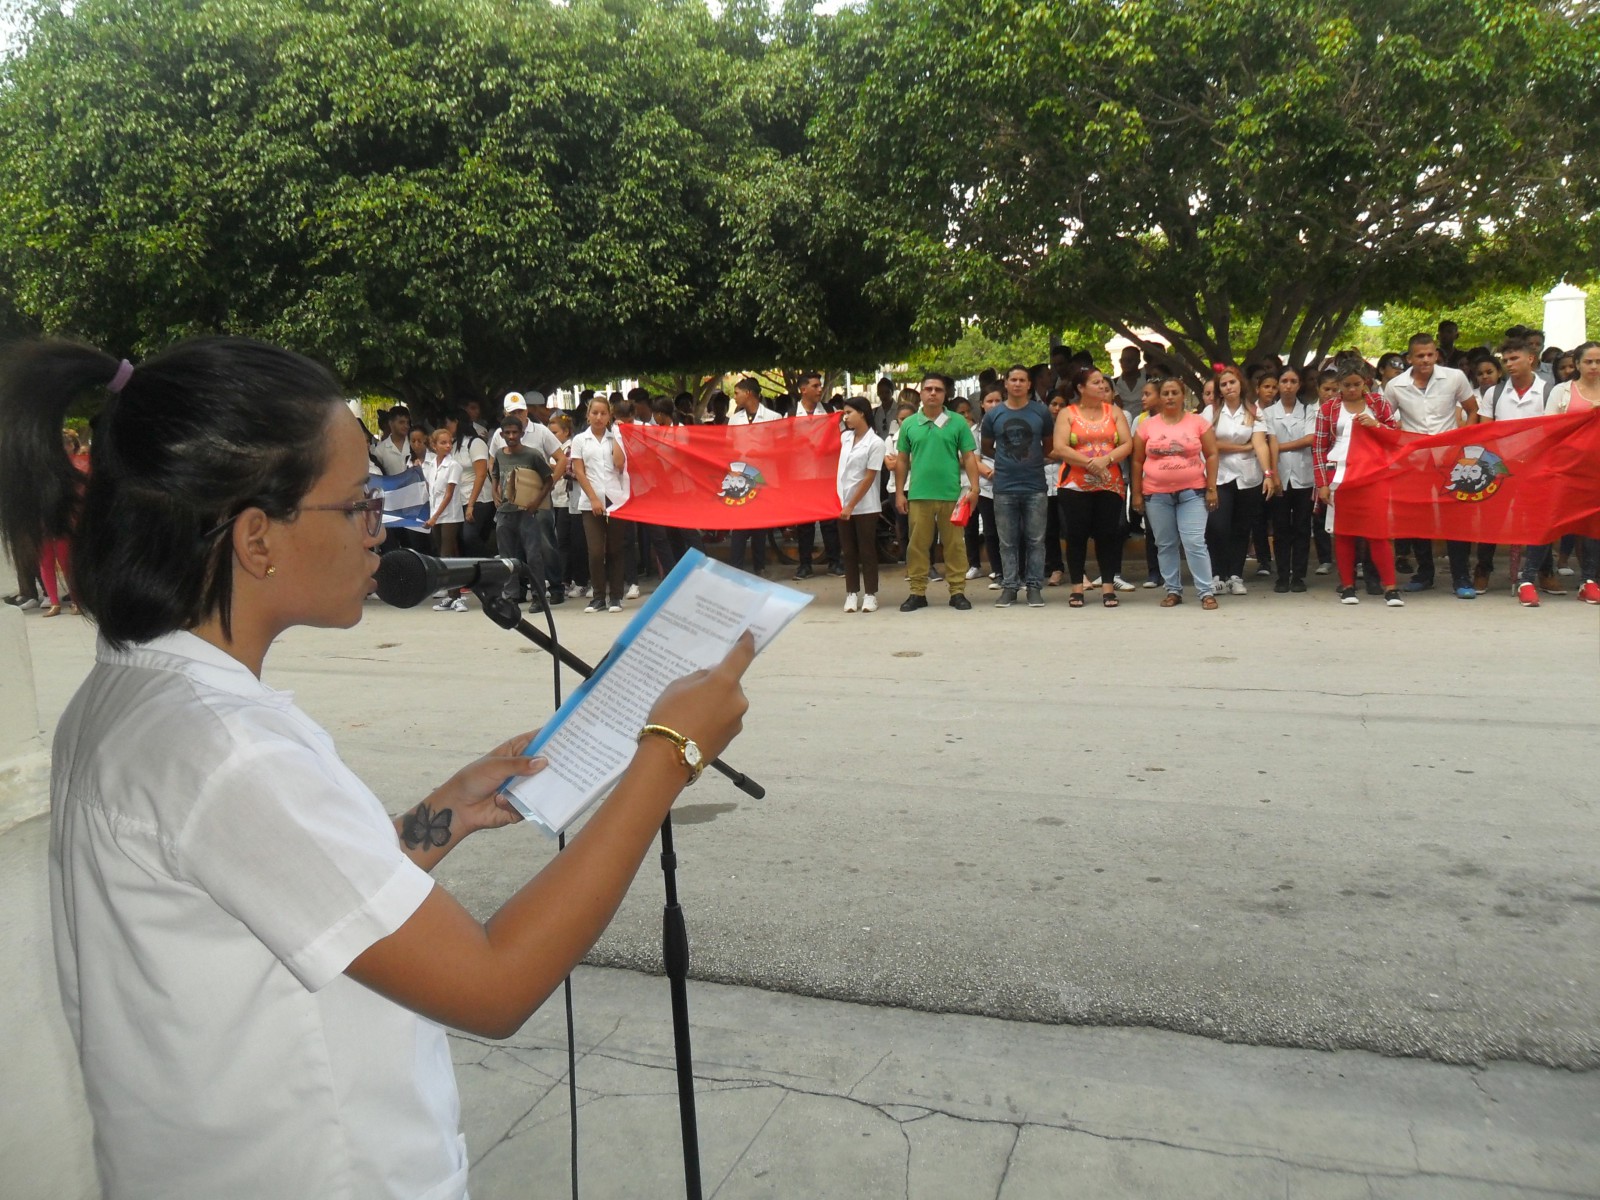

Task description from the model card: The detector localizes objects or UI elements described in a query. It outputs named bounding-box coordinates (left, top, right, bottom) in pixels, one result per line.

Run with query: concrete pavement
left=7, top=569, right=1600, bottom=1197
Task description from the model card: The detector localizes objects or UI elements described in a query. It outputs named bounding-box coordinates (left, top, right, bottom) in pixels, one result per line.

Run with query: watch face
left=683, top=740, right=704, bottom=769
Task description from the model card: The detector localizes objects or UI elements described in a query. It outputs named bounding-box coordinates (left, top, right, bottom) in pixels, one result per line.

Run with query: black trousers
left=1059, top=490, right=1125, bottom=584
left=963, top=496, right=999, bottom=575
left=1206, top=481, right=1264, bottom=580
left=1408, top=539, right=1477, bottom=590
left=1044, top=494, right=1064, bottom=574
left=1272, top=485, right=1313, bottom=583
left=796, top=519, right=842, bottom=570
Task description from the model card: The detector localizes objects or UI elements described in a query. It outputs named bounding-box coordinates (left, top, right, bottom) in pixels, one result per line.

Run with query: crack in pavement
left=708, top=1089, right=787, bottom=1200
left=489, top=1049, right=1600, bottom=1196
left=994, top=1123, right=1021, bottom=1200
left=462, top=1041, right=1598, bottom=1197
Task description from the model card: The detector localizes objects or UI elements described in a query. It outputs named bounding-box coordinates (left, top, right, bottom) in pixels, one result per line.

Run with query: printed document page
left=504, top=550, right=809, bottom=834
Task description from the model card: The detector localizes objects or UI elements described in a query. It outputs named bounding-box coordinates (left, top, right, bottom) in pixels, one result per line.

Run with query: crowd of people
left=10, top=325, right=1597, bottom=622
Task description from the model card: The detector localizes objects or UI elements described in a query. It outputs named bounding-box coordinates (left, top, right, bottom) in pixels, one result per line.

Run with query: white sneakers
left=964, top=566, right=980, bottom=579
left=844, top=593, right=879, bottom=613
left=844, top=593, right=859, bottom=613
left=862, top=594, right=878, bottom=612
left=433, top=598, right=468, bottom=612
left=1228, top=576, right=1248, bottom=595
left=625, top=584, right=641, bottom=599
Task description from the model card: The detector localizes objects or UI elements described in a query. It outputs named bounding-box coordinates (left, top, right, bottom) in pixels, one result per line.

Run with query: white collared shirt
left=1383, top=365, right=1475, bottom=434
left=51, top=632, right=460, bottom=1199
left=728, top=404, right=782, bottom=425
left=1212, top=403, right=1264, bottom=488
left=372, top=434, right=411, bottom=476
left=837, top=427, right=885, bottom=514
left=571, top=425, right=628, bottom=512
left=1486, top=376, right=1550, bottom=423
left=1263, top=399, right=1316, bottom=490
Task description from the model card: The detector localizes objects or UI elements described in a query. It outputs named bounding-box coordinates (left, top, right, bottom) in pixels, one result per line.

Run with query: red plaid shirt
left=1313, top=394, right=1398, bottom=490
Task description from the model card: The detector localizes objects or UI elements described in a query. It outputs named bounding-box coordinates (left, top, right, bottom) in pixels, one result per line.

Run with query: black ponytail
left=0, top=336, right=345, bottom=648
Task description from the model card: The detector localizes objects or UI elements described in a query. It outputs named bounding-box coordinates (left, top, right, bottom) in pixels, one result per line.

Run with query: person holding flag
left=1544, top=341, right=1600, bottom=604
left=1382, top=333, right=1478, bottom=597
left=1315, top=364, right=1404, bottom=607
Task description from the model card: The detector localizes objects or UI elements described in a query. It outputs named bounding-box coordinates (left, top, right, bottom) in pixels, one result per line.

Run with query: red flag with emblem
left=608, top=414, right=845, bottom=530
left=1334, top=410, right=1600, bottom=542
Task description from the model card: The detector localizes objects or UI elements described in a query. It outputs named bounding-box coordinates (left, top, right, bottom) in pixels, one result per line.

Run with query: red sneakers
left=1517, top=582, right=1541, bottom=608
left=1579, top=580, right=1600, bottom=605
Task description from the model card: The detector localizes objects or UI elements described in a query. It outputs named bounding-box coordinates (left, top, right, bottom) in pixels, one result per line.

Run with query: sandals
left=41, top=605, right=61, bottom=618
left=1102, top=591, right=1119, bottom=608
left=1160, top=593, right=1182, bottom=607
left=1200, top=595, right=1219, bottom=610
left=1068, top=591, right=1085, bottom=607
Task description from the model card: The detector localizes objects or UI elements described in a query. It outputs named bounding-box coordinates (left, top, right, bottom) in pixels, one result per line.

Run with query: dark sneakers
left=900, top=594, right=929, bottom=611
left=995, top=588, right=1018, bottom=608
left=948, top=594, right=972, bottom=610
left=1025, top=586, right=1045, bottom=607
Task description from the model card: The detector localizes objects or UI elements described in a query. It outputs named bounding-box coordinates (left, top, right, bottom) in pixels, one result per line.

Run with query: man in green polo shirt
left=894, top=373, right=982, bottom=610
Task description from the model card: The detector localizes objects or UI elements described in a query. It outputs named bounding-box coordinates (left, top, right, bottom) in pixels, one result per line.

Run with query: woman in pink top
left=1131, top=377, right=1220, bottom=608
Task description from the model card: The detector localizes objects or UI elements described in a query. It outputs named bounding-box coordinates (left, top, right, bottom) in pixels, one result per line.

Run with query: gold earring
left=266, top=566, right=276, bottom=578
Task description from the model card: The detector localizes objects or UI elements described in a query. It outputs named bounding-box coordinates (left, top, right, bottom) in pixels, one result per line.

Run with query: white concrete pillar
left=1542, top=281, right=1587, bottom=350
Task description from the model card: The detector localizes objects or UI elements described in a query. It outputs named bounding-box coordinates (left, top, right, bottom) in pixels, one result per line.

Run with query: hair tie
left=108, top=359, right=134, bottom=394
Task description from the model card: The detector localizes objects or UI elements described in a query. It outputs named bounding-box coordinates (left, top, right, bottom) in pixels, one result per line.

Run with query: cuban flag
left=373, top=466, right=431, bottom=530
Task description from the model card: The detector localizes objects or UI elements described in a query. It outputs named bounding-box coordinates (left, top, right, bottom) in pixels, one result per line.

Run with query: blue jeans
left=1144, top=489, right=1215, bottom=598
left=494, top=508, right=547, bottom=600
left=993, top=491, right=1048, bottom=590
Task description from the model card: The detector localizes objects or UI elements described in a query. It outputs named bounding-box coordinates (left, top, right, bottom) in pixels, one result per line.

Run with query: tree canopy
left=1, top=0, right=1597, bottom=398
left=0, top=0, right=909, bottom=405
left=817, top=0, right=1600, bottom=376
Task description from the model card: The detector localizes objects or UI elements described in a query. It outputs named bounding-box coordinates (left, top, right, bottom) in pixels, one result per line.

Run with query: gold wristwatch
left=638, top=724, right=705, bottom=785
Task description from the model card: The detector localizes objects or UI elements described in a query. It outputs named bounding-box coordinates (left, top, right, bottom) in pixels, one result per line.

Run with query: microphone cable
left=527, top=568, right=581, bottom=1200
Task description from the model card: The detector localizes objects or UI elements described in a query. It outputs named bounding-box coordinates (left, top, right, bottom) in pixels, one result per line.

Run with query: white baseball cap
left=503, top=392, right=527, bottom=412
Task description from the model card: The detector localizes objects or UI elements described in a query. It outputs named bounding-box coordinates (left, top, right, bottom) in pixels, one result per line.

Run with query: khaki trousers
left=906, top=498, right=967, bottom=595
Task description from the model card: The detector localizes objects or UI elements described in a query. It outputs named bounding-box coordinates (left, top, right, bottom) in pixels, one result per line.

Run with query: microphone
left=375, top=550, right=524, bottom=608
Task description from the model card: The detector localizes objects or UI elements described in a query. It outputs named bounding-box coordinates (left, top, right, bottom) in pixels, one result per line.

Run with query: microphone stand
left=473, top=584, right=761, bottom=1200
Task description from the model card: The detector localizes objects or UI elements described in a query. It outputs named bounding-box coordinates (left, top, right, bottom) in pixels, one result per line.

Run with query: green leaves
left=817, top=0, right=1600, bottom=371
left=0, top=0, right=904, bottom=404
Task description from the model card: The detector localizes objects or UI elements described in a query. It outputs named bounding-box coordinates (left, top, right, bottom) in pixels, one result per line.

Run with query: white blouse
left=1212, top=403, right=1265, bottom=488
left=51, top=632, right=460, bottom=1199
left=837, top=427, right=886, bottom=514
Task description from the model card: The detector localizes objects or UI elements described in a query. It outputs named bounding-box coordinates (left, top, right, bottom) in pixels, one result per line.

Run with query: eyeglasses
left=301, top=486, right=386, bottom=537
left=203, top=486, right=386, bottom=541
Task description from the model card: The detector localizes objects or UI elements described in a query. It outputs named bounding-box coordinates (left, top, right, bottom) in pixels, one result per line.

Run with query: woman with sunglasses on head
left=0, top=337, right=755, bottom=1200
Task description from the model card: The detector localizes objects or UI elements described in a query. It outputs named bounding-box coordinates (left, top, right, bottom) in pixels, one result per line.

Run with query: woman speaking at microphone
left=0, top=337, right=755, bottom=1200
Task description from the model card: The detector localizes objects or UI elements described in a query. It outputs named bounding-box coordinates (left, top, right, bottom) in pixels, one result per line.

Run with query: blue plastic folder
left=503, top=549, right=810, bottom=835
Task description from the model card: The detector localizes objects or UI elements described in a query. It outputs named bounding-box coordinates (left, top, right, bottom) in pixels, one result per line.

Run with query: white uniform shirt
left=727, top=404, right=782, bottom=425
left=51, top=633, right=459, bottom=1200
left=836, top=427, right=885, bottom=514
left=424, top=455, right=463, bottom=523
left=1485, top=376, right=1550, bottom=423
left=571, top=425, right=627, bottom=513
left=1212, top=404, right=1265, bottom=488
left=450, top=436, right=490, bottom=506
left=1383, top=365, right=1474, bottom=434
left=372, top=434, right=412, bottom=476
left=1263, top=400, right=1315, bottom=490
